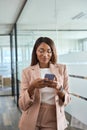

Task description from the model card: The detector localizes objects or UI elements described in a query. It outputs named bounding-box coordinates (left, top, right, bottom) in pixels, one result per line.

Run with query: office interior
left=0, top=0, right=87, bottom=129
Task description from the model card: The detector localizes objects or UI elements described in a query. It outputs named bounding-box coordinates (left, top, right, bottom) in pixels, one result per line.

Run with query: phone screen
left=44, top=74, right=55, bottom=80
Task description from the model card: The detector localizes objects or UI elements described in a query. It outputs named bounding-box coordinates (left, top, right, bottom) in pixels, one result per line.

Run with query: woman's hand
left=28, top=78, right=47, bottom=92
left=44, top=78, right=58, bottom=89
left=56, top=86, right=65, bottom=102
left=31, top=78, right=47, bottom=89
left=28, top=78, right=46, bottom=97
left=44, top=78, right=65, bottom=101
left=44, top=75, right=59, bottom=90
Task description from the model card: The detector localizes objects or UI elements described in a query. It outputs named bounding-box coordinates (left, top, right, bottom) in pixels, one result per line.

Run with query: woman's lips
left=42, top=58, right=48, bottom=62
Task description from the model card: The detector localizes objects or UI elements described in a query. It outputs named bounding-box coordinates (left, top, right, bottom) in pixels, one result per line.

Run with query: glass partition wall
left=0, top=35, right=11, bottom=96
left=15, top=1, right=87, bottom=129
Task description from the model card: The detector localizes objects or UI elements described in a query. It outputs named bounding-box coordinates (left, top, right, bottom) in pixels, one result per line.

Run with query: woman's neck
left=39, top=63, right=49, bottom=68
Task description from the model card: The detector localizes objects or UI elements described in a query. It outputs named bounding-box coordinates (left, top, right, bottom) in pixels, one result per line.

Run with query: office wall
left=59, top=51, right=87, bottom=64
left=59, top=52, right=87, bottom=125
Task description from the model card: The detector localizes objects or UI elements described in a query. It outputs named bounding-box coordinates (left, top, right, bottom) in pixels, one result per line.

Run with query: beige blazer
left=19, top=63, right=71, bottom=130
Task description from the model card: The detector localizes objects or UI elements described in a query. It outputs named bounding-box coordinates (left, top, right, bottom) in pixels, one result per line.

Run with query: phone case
left=44, top=74, right=55, bottom=80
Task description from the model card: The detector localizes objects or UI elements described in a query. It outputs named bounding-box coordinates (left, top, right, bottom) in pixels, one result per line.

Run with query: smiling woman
left=0, top=1, right=87, bottom=130
left=18, top=37, right=71, bottom=130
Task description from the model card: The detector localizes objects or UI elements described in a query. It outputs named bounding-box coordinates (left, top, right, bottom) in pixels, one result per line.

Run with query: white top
left=40, top=68, right=56, bottom=105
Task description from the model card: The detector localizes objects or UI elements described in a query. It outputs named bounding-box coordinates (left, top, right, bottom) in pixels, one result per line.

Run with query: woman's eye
left=47, top=50, right=52, bottom=53
left=38, top=49, right=52, bottom=53
left=38, top=49, right=44, bottom=53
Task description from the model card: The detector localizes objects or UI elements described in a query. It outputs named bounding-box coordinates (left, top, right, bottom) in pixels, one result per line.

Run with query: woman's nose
left=43, top=52, right=48, bottom=56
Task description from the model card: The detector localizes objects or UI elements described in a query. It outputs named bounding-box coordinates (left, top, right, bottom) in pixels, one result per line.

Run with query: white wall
left=59, top=51, right=87, bottom=64
left=66, top=64, right=87, bottom=125
left=59, top=52, right=87, bottom=125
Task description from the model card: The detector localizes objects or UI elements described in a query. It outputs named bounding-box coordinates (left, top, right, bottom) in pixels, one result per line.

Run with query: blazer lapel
left=50, top=63, right=59, bottom=76
left=30, top=63, right=41, bottom=78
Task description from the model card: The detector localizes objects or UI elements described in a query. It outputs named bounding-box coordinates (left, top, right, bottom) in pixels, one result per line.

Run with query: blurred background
left=0, top=0, right=87, bottom=129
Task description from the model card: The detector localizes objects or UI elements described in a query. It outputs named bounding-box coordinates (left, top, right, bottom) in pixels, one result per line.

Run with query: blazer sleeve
left=18, top=69, right=35, bottom=111
left=58, top=65, right=71, bottom=106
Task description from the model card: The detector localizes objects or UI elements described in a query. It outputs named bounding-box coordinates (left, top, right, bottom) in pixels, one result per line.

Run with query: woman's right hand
left=30, top=78, right=46, bottom=89
left=28, top=78, right=45, bottom=97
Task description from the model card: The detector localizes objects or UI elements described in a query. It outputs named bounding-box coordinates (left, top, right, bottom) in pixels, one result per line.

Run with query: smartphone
left=44, top=74, right=55, bottom=80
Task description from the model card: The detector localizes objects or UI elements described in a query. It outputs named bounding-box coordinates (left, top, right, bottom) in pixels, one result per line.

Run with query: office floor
left=0, top=96, right=21, bottom=130
left=0, top=96, right=87, bottom=130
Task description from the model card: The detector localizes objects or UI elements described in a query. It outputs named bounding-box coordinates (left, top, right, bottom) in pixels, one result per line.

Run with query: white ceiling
left=0, top=0, right=87, bottom=36
left=18, top=0, right=87, bottom=30
left=0, top=0, right=26, bottom=35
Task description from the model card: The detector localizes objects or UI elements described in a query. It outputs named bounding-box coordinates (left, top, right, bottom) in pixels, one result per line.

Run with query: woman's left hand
left=44, top=78, right=65, bottom=100
left=44, top=78, right=58, bottom=89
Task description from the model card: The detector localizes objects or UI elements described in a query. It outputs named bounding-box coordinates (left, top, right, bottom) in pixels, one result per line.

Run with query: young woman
left=19, top=37, right=71, bottom=130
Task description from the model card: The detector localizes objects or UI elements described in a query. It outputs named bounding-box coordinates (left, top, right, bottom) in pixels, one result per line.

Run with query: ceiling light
left=72, top=12, right=87, bottom=20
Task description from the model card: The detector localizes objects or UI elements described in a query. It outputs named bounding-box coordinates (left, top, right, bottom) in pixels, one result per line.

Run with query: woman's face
left=36, top=42, right=52, bottom=68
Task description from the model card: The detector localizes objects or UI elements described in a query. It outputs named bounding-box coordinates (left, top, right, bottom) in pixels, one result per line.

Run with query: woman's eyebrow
left=39, top=48, right=51, bottom=50
left=39, top=48, right=44, bottom=50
